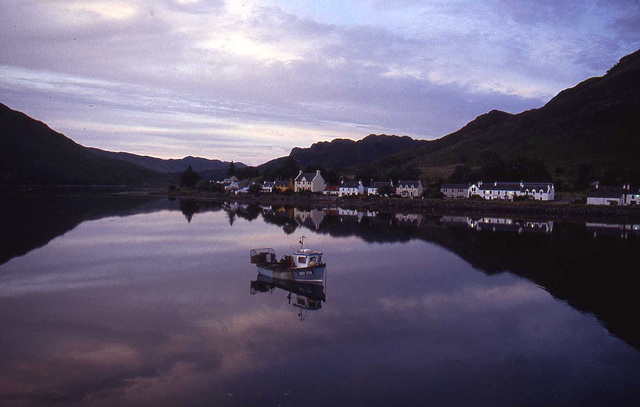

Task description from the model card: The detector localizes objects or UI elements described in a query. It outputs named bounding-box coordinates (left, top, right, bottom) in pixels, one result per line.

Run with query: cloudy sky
left=1, top=1, right=638, bottom=165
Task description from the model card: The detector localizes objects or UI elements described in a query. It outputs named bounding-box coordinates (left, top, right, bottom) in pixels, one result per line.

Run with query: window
left=298, top=256, right=306, bottom=264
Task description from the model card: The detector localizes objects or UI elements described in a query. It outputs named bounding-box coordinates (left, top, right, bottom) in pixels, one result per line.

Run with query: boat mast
left=299, top=235, right=306, bottom=250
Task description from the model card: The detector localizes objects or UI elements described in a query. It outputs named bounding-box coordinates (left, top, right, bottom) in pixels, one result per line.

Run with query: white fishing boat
left=250, top=236, right=326, bottom=283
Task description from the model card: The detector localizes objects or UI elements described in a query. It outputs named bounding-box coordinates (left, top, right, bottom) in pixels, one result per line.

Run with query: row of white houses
left=586, top=184, right=640, bottom=206
left=328, top=179, right=424, bottom=198
left=441, top=181, right=556, bottom=201
left=266, top=170, right=425, bottom=198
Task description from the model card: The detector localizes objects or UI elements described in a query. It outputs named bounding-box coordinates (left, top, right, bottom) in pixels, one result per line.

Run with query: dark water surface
left=1, top=196, right=639, bottom=406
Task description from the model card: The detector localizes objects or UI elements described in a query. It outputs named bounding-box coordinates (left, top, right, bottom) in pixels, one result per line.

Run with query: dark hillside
left=259, top=134, right=426, bottom=171
left=88, top=148, right=245, bottom=174
left=376, top=49, right=640, bottom=183
left=0, top=103, right=172, bottom=185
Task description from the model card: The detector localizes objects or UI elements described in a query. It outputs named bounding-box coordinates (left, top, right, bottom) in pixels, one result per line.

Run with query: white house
left=367, top=180, right=394, bottom=196
left=225, top=180, right=240, bottom=192
left=470, top=181, right=555, bottom=201
left=396, top=180, right=424, bottom=198
left=262, top=181, right=276, bottom=193
left=587, top=184, right=639, bottom=205
left=338, top=180, right=364, bottom=197
left=625, top=186, right=640, bottom=205
left=294, top=170, right=326, bottom=193
left=522, top=182, right=556, bottom=201
left=440, top=183, right=471, bottom=199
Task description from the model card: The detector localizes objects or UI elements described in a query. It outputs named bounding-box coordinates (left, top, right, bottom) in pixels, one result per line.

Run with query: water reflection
left=237, top=203, right=640, bottom=350
left=586, top=222, right=640, bottom=239
left=250, top=274, right=326, bottom=320
left=1, top=196, right=640, bottom=406
left=441, top=215, right=553, bottom=234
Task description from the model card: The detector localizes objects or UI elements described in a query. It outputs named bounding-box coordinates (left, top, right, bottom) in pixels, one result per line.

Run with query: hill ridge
left=375, top=48, right=640, bottom=184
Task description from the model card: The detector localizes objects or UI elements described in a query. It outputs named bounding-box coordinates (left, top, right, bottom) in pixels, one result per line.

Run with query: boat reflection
left=250, top=274, right=326, bottom=320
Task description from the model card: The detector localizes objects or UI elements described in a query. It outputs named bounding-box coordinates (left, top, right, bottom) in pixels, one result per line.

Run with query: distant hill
left=259, top=134, right=427, bottom=171
left=376, top=48, right=640, bottom=183
left=0, top=103, right=175, bottom=186
left=87, top=148, right=245, bottom=174
left=0, top=103, right=247, bottom=185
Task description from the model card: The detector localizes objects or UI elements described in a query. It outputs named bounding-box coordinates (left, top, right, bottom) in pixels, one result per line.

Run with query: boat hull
left=256, top=264, right=325, bottom=283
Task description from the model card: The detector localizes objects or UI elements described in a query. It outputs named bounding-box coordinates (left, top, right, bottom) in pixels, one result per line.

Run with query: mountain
left=377, top=49, right=640, bottom=182
left=87, top=148, right=245, bottom=174
left=0, top=103, right=176, bottom=186
left=259, top=134, right=426, bottom=171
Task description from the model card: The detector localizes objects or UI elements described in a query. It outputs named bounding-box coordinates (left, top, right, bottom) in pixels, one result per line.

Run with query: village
left=215, top=170, right=639, bottom=206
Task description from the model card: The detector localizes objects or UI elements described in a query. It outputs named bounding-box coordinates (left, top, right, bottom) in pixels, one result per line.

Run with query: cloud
left=0, top=0, right=637, bottom=164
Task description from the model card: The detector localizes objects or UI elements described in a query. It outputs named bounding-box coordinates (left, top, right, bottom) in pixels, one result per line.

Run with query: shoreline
left=4, top=186, right=640, bottom=224
left=152, top=190, right=640, bottom=224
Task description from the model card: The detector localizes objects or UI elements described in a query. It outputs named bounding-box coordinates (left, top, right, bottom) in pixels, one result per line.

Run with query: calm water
left=1, top=196, right=639, bottom=406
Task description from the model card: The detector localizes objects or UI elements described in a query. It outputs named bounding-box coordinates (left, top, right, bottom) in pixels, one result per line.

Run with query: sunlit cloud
left=378, top=282, right=547, bottom=313
left=63, top=1, right=139, bottom=21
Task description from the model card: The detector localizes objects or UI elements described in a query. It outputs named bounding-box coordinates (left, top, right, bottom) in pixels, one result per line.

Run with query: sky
left=0, top=1, right=638, bottom=165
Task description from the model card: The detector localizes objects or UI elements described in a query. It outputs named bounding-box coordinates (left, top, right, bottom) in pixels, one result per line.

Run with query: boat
left=250, top=236, right=326, bottom=283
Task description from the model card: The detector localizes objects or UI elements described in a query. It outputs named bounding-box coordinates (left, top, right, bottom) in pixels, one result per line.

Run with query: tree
left=478, top=151, right=505, bottom=180
left=385, top=164, right=420, bottom=182
left=377, top=184, right=395, bottom=196
left=180, top=165, right=201, bottom=188
left=227, top=161, right=236, bottom=177
left=248, top=183, right=262, bottom=194
left=303, top=165, right=339, bottom=185
left=263, top=157, right=299, bottom=181
left=575, top=161, right=596, bottom=190
left=449, top=164, right=474, bottom=183
left=355, top=166, right=378, bottom=186
left=237, top=166, right=260, bottom=180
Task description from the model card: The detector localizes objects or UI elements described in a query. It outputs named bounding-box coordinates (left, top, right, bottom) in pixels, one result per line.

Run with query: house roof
left=521, top=182, right=554, bottom=191
left=587, top=186, right=626, bottom=198
left=397, top=180, right=422, bottom=188
left=324, top=185, right=339, bottom=191
left=371, top=181, right=392, bottom=188
left=480, top=182, right=522, bottom=191
left=479, top=182, right=553, bottom=192
left=263, top=181, right=276, bottom=187
left=295, top=172, right=317, bottom=182
left=274, top=180, right=290, bottom=187
left=441, top=183, right=470, bottom=189
left=340, top=181, right=361, bottom=188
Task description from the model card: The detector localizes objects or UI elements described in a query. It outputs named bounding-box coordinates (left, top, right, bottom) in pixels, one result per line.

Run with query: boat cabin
left=292, top=249, right=323, bottom=269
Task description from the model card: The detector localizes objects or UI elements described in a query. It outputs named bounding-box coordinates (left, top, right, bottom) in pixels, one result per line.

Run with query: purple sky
left=1, top=0, right=638, bottom=165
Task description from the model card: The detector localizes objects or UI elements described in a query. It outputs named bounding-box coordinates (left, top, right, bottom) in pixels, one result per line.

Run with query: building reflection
left=586, top=223, right=640, bottom=239
left=441, top=215, right=554, bottom=234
